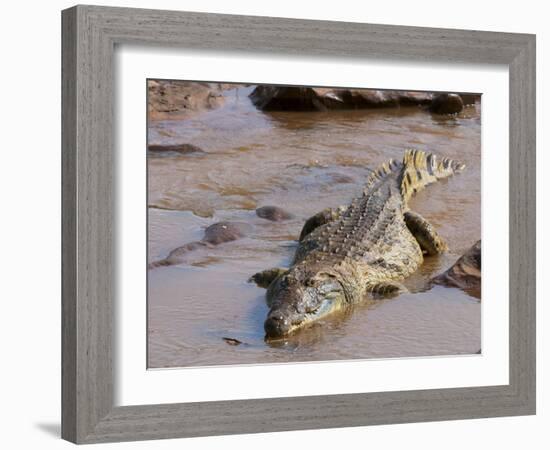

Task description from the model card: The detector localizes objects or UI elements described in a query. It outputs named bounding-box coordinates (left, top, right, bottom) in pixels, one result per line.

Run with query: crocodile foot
left=249, top=268, right=288, bottom=288
left=367, top=281, right=409, bottom=299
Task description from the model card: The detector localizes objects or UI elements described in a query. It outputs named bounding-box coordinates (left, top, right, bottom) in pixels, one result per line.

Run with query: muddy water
left=147, top=86, right=481, bottom=368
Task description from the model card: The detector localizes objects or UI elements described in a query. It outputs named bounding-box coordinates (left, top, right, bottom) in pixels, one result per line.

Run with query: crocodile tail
left=363, top=157, right=403, bottom=193
left=401, top=149, right=465, bottom=203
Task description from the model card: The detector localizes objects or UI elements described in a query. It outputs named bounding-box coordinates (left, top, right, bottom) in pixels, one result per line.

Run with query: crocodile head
left=264, top=268, right=347, bottom=339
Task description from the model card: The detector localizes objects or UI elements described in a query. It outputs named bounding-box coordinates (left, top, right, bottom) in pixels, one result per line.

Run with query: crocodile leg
left=367, top=280, right=408, bottom=299
left=249, top=268, right=288, bottom=288
left=299, top=205, right=347, bottom=241
left=404, top=210, right=448, bottom=255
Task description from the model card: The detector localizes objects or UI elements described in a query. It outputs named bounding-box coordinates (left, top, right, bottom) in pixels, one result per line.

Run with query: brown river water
left=147, top=86, right=481, bottom=369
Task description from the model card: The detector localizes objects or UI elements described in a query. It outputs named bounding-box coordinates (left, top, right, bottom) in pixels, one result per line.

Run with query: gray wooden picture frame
left=61, top=4, right=536, bottom=444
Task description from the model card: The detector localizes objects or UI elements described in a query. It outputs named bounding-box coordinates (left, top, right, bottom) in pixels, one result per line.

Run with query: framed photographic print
left=61, top=5, right=536, bottom=444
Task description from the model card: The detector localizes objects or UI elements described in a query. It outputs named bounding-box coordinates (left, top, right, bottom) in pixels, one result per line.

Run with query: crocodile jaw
left=264, top=293, right=345, bottom=339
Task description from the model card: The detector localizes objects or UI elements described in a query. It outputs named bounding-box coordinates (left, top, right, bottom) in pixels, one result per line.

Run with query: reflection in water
left=264, top=303, right=362, bottom=350
left=147, top=86, right=481, bottom=368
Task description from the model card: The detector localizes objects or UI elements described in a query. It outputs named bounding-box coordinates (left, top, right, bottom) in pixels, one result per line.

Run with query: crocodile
left=251, top=149, right=465, bottom=338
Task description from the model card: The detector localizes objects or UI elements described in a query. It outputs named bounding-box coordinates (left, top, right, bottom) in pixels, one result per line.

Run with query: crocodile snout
left=264, top=313, right=292, bottom=338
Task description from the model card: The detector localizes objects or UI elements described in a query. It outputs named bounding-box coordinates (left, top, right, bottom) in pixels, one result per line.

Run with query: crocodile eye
left=279, top=276, right=289, bottom=287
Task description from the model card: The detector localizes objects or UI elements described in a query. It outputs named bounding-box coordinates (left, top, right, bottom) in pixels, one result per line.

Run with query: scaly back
left=296, top=150, right=464, bottom=264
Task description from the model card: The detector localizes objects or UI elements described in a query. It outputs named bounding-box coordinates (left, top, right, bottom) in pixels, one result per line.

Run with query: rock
left=432, top=240, right=481, bottom=298
left=397, top=91, right=437, bottom=106
left=203, top=221, right=253, bottom=245
left=249, top=86, right=327, bottom=111
left=429, top=93, right=464, bottom=114
left=249, top=86, right=433, bottom=111
left=256, top=206, right=294, bottom=222
left=148, top=81, right=243, bottom=120
left=147, top=143, right=205, bottom=155
left=324, top=88, right=400, bottom=108
left=459, top=93, right=480, bottom=105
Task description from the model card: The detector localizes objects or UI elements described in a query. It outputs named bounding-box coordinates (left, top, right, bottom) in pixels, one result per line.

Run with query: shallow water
left=147, top=86, right=481, bottom=368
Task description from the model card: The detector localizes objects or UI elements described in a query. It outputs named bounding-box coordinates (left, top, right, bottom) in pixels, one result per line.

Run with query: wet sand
left=147, top=85, right=481, bottom=368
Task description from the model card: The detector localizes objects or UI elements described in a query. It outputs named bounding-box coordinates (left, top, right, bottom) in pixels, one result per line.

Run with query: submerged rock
left=148, top=221, right=253, bottom=269
left=256, top=206, right=294, bottom=222
left=203, top=221, right=253, bottom=245
left=429, top=93, right=464, bottom=114
left=432, top=240, right=481, bottom=297
left=147, top=241, right=208, bottom=269
left=147, top=143, right=205, bottom=155
left=249, top=86, right=433, bottom=111
left=222, top=337, right=243, bottom=346
left=326, top=172, right=355, bottom=184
